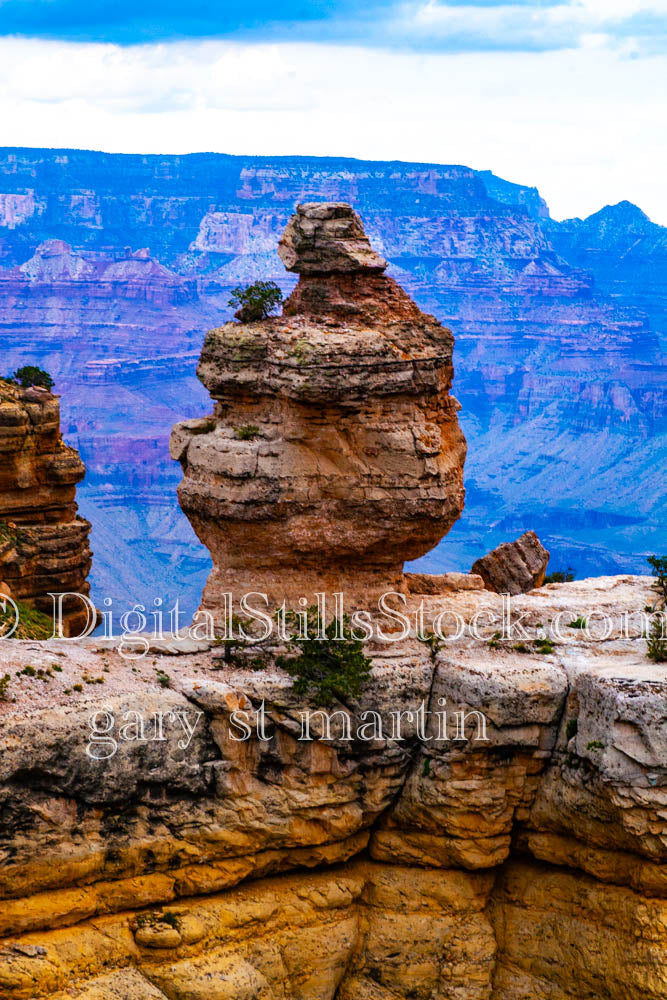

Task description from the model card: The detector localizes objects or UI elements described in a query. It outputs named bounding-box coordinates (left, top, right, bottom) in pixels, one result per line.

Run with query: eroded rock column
left=0, top=380, right=94, bottom=635
left=171, top=203, right=466, bottom=609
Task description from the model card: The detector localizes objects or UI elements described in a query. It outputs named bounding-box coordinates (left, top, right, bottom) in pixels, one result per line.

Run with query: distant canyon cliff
left=0, top=149, right=665, bottom=611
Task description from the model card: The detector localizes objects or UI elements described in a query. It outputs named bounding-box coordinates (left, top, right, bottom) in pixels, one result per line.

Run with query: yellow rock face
left=0, top=577, right=665, bottom=999
left=1, top=864, right=495, bottom=1000
left=491, top=861, right=667, bottom=1000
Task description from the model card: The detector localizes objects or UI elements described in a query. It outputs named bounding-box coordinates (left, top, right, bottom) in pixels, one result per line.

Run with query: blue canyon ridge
left=0, top=148, right=665, bottom=614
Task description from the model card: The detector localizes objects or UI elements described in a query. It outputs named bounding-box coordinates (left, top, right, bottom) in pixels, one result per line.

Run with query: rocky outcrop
left=0, top=576, right=664, bottom=998
left=471, top=530, right=549, bottom=595
left=1, top=150, right=664, bottom=607
left=0, top=379, right=93, bottom=635
left=171, top=203, right=466, bottom=607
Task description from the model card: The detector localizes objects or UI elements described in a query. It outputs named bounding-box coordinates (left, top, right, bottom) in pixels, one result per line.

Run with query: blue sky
left=1, top=1, right=666, bottom=50
left=0, top=1, right=666, bottom=222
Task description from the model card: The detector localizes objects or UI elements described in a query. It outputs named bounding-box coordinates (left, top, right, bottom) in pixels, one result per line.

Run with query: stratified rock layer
left=0, top=379, right=93, bottom=635
left=0, top=577, right=664, bottom=999
left=171, top=203, right=466, bottom=607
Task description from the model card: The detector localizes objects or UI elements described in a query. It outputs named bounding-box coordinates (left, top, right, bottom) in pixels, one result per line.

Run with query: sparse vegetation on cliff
left=647, top=554, right=667, bottom=604
left=0, top=519, right=24, bottom=547
left=229, top=281, right=283, bottom=322
left=646, top=616, right=667, bottom=662
left=7, top=365, right=55, bottom=391
left=233, top=424, right=260, bottom=441
left=0, top=599, right=52, bottom=640
left=544, top=567, right=575, bottom=583
left=277, top=608, right=373, bottom=705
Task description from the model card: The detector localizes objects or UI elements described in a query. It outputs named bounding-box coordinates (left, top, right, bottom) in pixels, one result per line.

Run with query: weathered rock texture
left=1, top=151, right=665, bottom=607
left=471, top=530, right=549, bottom=595
left=0, top=379, right=93, bottom=634
left=171, top=203, right=466, bottom=607
left=0, top=577, right=664, bottom=999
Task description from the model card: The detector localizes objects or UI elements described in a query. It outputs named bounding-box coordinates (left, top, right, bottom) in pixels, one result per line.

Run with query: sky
left=0, top=1, right=665, bottom=222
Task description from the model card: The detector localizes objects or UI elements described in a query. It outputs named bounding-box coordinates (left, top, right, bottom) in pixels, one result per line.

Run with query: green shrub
left=277, top=607, right=373, bottom=706
left=229, top=281, right=283, bottom=322
left=11, top=366, right=54, bottom=391
left=233, top=425, right=260, bottom=441
left=646, top=616, right=667, bottom=663
left=647, top=554, right=667, bottom=603
left=0, top=673, right=10, bottom=701
left=0, top=599, right=52, bottom=640
left=565, top=718, right=578, bottom=741
left=568, top=616, right=587, bottom=630
left=544, top=567, right=575, bottom=584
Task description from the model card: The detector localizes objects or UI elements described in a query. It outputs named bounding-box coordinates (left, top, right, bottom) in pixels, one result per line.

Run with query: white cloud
left=0, top=37, right=665, bottom=225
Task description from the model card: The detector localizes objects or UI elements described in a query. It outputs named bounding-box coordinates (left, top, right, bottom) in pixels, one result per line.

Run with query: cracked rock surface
left=0, top=576, right=665, bottom=998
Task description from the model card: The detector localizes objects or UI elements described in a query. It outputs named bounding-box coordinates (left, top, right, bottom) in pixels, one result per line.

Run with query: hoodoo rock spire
left=171, top=202, right=467, bottom=609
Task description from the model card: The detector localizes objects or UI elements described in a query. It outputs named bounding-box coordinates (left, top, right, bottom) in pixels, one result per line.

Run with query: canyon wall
left=0, top=379, right=93, bottom=635
left=0, top=149, right=665, bottom=610
left=0, top=576, right=663, bottom=998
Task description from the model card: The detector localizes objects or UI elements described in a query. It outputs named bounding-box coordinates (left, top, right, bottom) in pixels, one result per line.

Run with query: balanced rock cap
left=278, top=202, right=387, bottom=275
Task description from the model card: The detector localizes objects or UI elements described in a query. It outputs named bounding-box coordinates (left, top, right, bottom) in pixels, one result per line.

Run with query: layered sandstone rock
left=471, top=530, right=549, bottom=595
left=0, top=577, right=664, bottom=999
left=171, top=202, right=466, bottom=608
left=0, top=379, right=93, bottom=635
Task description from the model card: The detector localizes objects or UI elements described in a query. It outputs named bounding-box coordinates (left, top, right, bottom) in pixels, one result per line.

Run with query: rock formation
left=0, top=576, right=664, bottom=998
left=1, top=148, right=664, bottom=605
left=0, top=378, right=93, bottom=635
left=471, top=529, right=549, bottom=594
left=171, top=202, right=466, bottom=607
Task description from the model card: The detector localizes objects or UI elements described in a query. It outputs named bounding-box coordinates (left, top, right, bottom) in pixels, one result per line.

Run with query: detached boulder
left=471, top=531, right=549, bottom=595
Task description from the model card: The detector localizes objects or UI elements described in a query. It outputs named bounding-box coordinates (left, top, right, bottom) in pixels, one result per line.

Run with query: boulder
left=471, top=530, right=549, bottom=595
left=278, top=201, right=387, bottom=274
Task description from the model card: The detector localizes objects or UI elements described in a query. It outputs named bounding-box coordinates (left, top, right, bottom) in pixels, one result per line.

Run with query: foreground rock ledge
left=170, top=202, right=466, bottom=608
left=0, top=576, right=665, bottom=999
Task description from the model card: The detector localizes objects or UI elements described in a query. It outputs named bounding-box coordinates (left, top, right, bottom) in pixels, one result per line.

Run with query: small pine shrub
left=647, top=555, right=667, bottom=604
left=277, top=607, right=373, bottom=706
left=0, top=673, right=10, bottom=701
left=568, top=617, right=587, bottom=630
left=646, top=616, right=667, bottom=663
left=11, top=366, right=54, bottom=391
left=229, top=281, right=283, bottom=322
left=544, top=567, right=575, bottom=584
